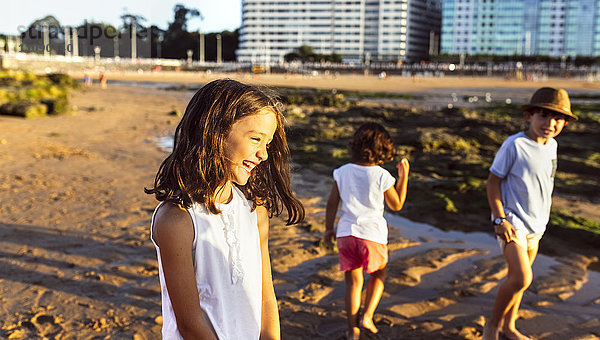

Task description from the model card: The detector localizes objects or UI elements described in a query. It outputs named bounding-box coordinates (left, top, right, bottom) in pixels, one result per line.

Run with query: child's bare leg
left=361, top=267, right=386, bottom=333
left=484, top=242, right=532, bottom=340
left=500, top=291, right=528, bottom=340
left=345, top=268, right=363, bottom=338
left=500, top=245, right=538, bottom=340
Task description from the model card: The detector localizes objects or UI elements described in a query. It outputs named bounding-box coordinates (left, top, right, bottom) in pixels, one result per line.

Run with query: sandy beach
left=72, top=70, right=600, bottom=93
left=1, top=78, right=599, bottom=339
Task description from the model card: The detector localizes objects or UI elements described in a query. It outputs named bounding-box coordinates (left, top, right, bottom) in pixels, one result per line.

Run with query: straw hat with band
left=523, top=87, right=578, bottom=121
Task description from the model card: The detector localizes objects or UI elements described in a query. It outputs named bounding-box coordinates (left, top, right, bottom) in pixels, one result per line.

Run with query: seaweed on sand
left=0, top=71, right=78, bottom=117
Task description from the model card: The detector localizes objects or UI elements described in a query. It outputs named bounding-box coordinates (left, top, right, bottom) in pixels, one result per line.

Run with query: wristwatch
left=493, top=217, right=506, bottom=226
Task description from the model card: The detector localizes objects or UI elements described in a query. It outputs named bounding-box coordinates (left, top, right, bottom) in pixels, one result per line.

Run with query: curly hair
left=349, top=122, right=396, bottom=164
left=145, top=79, right=304, bottom=225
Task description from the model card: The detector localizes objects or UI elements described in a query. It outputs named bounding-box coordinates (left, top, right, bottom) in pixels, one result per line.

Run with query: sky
left=0, top=0, right=241, bottom=35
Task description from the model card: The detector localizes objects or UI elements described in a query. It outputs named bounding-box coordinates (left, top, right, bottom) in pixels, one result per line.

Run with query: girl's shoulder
left=334, top=163, right=389, bottom=182
left=336, top=163, right=354, bottom=170
left=152, top=200, right=194, bottom=247
left=333, top=163, right=353, bottom=179
left=336, top=162, right=374, bottom=171
left=156, top=199, right=188, bottom=215
left=336, top=162, right=383, bottom=172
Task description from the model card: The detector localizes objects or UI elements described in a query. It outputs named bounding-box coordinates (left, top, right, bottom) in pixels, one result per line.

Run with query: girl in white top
left=324, top=122, right=409, bottom=339
left=145, top=79, right=304, bottom=339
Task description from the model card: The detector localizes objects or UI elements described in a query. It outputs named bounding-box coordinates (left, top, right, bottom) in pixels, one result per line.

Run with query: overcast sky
left=1, top=0, right=241, bottom=35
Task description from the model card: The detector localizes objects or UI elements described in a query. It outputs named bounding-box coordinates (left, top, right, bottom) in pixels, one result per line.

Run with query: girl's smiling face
left=223, top=108, right=278, bottom=186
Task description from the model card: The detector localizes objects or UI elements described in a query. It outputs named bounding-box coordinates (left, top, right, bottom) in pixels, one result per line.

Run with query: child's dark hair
left=145, top=79, right=304, bottom=225
left=349, top=122, right=396, bottom=164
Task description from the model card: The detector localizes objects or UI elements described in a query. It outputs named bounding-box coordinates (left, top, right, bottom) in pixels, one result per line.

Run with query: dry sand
left=73, top=70, right=600, bottom=93
left=0, top=81, right=599, bottom=339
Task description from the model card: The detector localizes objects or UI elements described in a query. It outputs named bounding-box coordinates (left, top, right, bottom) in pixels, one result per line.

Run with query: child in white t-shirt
left=324, top=122, right=409, bottom=339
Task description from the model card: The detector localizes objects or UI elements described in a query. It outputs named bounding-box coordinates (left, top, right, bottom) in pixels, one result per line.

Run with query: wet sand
left=0, top=83, right=599, bottom=339
left=284, top=170, right=600, bottom=339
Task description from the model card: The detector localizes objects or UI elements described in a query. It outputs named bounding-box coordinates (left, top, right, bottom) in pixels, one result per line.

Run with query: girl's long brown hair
left=145, top=79, right=304, bottom=225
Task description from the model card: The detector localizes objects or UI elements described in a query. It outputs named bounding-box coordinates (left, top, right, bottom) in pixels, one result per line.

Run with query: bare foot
left=500, top=328, right=532, bottom=340
left=359, top=316, right=378, bottom=334
left=347, top=327, right=360, bottom=340
left=482, top=323, right=499, bottom=340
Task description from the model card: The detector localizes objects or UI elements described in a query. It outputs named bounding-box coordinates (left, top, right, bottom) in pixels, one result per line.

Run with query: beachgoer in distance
left=324, top=122, right=409, bottom=340
left=99, top=71, right=107, bottom=89
left=482, top=87, right=577, bottom=340
left=83, top=71, right=92, bottom=88
left=145, top=79, right=304, bottom=339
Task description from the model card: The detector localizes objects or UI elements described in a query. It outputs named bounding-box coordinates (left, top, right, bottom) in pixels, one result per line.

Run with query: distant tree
left=120, top=13, right=147, bottom=32
left=162, top=4, right=202, bottom=59
left=572, top=56, right=600, bottom=66
left=28, top=15, right=63, bottom=39
left=284, top=45, right=341, bottom=63
left=284, top=52, right=300, bottom=62
left=284, top=45, right=317, bottom=62
left=329, top=52, right=342, bottom=63
left=75, top=21, right=121, bottom=57
left=202, top=29, right=239, bottom=61
left=168, top=4, right=202, bottom=33
left=150, top=25, right=166, bottom=58
left=297, top=45, right=316, bottom=60
left=21, top=15, right=63, bottom=54
left=428, top=53, right=599, bottom=65
left=118, top=12, right=152, bottom=58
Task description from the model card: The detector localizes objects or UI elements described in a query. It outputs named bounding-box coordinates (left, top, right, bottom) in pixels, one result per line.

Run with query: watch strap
left=493, top=217, right=507, bottom=225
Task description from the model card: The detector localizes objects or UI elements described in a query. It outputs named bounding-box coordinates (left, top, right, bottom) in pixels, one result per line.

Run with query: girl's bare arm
left=384, top=158, right=410, bottom=211
left=257, top=205, right=281, bottom=339
left=153, top=203, right=218, bottom=340
left=324, top=183, right=341, bottom=247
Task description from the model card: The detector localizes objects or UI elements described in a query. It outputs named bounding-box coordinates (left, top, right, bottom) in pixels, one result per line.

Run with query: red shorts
left=337, top=236, right=388, bottom=273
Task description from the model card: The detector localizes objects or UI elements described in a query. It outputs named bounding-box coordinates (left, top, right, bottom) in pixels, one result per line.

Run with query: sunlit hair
left=349, top=122, right=397, bottom=164
left=145, top=79, right=304, bottom=225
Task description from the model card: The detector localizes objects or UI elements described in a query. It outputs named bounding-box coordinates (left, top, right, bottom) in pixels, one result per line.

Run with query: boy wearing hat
left=482, top=87, right=577, bottom=340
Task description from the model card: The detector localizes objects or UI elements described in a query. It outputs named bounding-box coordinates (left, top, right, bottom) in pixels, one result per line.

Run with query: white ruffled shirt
left=151, top=186, right=262, bottom=339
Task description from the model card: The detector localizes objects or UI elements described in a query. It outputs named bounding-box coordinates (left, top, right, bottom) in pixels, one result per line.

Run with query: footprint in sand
left=4, top=312, right=64, bottom=339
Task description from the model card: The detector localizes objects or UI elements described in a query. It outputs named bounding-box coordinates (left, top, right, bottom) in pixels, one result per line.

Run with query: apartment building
left=237, top=0, right=441, bottom=63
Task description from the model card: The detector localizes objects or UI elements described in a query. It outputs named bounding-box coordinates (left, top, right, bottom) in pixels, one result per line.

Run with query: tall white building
left=237, top=0, right=441, bottom=63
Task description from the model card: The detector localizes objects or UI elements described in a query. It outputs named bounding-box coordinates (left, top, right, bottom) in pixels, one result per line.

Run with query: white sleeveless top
left=151, top=186, right=262, bottom=339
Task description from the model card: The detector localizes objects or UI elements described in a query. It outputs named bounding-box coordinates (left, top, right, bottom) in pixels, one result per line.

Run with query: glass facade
left=441, top=0, right=600, bottom=56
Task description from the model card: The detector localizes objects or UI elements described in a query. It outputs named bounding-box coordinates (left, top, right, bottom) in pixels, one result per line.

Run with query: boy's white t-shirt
left=490, top=131, right=558, bottom=235
left=333, top=163, right=396, bottom=244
